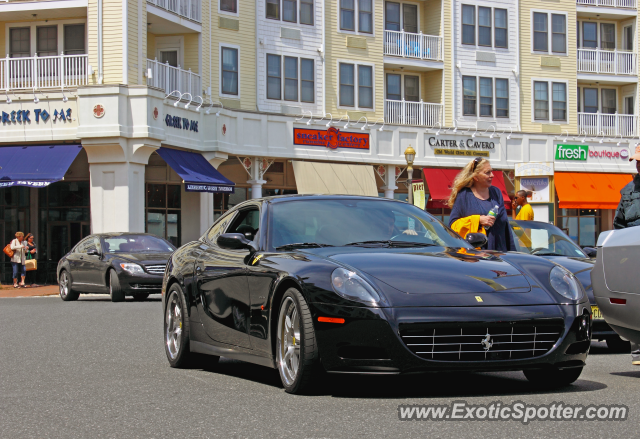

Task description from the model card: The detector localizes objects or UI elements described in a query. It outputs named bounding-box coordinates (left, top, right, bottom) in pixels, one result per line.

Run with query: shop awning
left=423, top=168, right=511, bottom=209
left=292, top=161, right=378, bottom=196
left=0, top=144, right=82, bottom=187
left=156, top=147, right=235, bottom=193
left=555, top=172, right=632, bottom=209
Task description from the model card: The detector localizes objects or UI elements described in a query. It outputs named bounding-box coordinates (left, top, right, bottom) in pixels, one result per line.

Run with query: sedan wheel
left=165, top=292, right=183, bottom=361
left=276, top=288, right=320, bottom=394
left=59, top=270, right=79, bottom=301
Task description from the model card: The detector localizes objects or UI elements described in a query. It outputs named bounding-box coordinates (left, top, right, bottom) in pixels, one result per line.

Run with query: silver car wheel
left=165, top=292, right=182, bottom=360
left=59, top=272, right=69, bottom=298
left=277, top=297, right=301, bottom=386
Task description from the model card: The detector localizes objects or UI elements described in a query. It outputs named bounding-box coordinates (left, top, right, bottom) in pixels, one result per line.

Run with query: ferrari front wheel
left=276, top=288, right=320, bottom=394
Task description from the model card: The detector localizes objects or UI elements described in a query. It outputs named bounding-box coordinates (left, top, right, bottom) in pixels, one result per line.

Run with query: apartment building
left=0, top=0, right=637, bottom=282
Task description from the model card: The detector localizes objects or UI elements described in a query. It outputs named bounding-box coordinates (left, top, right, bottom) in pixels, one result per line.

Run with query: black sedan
left=162, top=195, right=591, bottom=394
left=58, top=233, right=176, bottom=302
left=509, top=220, right=629, bottom=351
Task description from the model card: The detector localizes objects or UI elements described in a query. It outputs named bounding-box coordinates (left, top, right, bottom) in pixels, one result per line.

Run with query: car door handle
left=196, top=266, right=202, bottom=272
left=79, top=256, right=84, bottom=260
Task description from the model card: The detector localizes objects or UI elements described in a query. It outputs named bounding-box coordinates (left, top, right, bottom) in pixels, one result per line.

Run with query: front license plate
left=591, top=305, right=604, bottom=320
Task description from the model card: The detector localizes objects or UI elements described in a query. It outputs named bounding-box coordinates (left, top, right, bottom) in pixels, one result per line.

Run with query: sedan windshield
left=269, top=199, right=470, bottom=250
left=104, top=235, right=176, bottom=253
left=510, top=220, right=586, bottom=257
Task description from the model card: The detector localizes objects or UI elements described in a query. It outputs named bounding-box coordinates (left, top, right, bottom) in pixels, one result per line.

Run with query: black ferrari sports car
left=57, top=233, right=176, bottom=302
left=162, top=195, right=591, bottom=394
left=509, top=220, right=628, bottom=351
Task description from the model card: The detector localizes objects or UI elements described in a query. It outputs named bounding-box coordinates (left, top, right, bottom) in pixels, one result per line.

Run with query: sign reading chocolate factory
left=294, top=127, right=370, bottom=150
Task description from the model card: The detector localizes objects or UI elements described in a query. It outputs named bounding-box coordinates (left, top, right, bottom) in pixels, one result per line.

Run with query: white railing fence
left=577, top=49, right=638, bottom=75
left=383, top=30, right=443, bottom=61
left=146, top=58, right=202, bottom=97
left=576, top=0, right=636, bottom=8
left=384, top=99, right=443, bottom=127
left=0, top=53, right=89, bottom=91
left=147, top=0, right=202, bottom=22
left=578, top=112, right=638, bottom=137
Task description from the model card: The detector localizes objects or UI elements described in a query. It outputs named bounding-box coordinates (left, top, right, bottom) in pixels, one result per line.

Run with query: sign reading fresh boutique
left=294, top=127, right=369, bottom=150
left=556, top=144, right=588, bottom=161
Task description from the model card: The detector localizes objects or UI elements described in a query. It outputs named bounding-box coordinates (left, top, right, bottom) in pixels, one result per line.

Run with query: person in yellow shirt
left=512, top=190, right=534, bottom=220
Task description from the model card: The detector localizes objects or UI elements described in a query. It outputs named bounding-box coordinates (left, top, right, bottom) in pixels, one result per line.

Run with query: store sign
left=293, top=127, right=369, bottom=150
left=185, top=184, right=234, bottom=193
left=589, top=148, right=629, bottom=160
left=556, top=144, right=588, bottom=161
left=519, top=177, right=550, bottom=203
left=515, top=162, right=554, bottom=177
left=1, top=108, right=72, bottom=124
left=165, top=114, right=199, bottom=132
left=412, top=180, right=426, bottom=210
left=429, top=137, right=495, bottom=157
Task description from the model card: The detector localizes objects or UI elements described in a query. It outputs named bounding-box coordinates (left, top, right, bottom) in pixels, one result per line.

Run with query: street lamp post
left=404, top=145, right=416, bottom=206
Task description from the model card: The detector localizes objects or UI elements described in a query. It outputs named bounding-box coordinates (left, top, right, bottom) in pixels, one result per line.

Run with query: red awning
left=423, top=168, right=511, bottom=209
left=555, top=172, right=632, bottom=209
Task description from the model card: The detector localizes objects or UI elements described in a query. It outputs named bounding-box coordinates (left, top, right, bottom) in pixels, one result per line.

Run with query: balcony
left=147, top=0, right=201, bottom=23
left=577, top=0, right=636, bottom=8
left=0, top=54, right=89, bottom=91
left=383, top=30, right=443, bottom=62
left=577, top=49, right=637, bottom=76
left=578, top=112, right=638, bottom=137
left=384, top=99, right=443, bottom=127
left=146, top=58, right=202, bottom=97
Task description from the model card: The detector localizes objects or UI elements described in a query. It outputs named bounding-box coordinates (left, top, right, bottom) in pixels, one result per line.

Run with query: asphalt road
left=1, top=295, right=638, bottom=439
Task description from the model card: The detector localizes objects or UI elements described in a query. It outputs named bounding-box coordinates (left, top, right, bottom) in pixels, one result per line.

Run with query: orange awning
left=555, top=172, right=633, bottom=209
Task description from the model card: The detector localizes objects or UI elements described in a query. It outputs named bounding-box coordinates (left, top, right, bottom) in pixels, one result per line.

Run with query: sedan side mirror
left=217, top=233, right=254, bottom=251
left=466, top=233, right=488, bottom=249
left=87, top=249, right=101, bottom=256
left=582, top=247, right=597, bottom=258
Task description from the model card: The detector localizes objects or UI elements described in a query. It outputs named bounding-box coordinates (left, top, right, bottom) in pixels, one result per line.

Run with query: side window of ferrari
left=227, top=207, right=261, bottom=241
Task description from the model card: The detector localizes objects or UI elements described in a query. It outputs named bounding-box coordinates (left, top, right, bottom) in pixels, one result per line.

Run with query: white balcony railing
left=578, top=112, right=638, bottom=137
left=0, top=53, right=89, bottom=91
left=576, top=0, right=637, bottom=8
left=147, top=0, right=202, bottom=23
left=147, top=58, right=202, bottom=97
left=383, top=30, right=444, bottom=62
left=384, top=99, right=443, bottom=127
left=577, top=49, right=638, bottom=75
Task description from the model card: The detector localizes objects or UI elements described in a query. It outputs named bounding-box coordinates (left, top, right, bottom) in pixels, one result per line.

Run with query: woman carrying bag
left=9, top=232, right=27, bottom=288
left=24, top=233, right=37, bottom=287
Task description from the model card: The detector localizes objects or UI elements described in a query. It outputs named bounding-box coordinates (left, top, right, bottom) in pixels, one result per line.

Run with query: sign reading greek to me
left=1, top=108, right=72, bottom=124
left=185, top=184, right=234, bottom=193
left=556, top=144, right=588, bottom=161
left=294, top=127, right=370, bottom=150
left=165, top=114, right=199, bottom=132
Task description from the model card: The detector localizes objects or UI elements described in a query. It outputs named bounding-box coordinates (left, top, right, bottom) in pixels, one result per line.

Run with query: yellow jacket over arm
left=450, top=215, right=487, bottom=239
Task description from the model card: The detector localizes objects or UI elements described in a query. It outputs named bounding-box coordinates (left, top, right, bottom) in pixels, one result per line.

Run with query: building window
left=534, top=81, right=549, bottom=120
left=385, top=2, right=400, bottom=31
left=267, top=0, right=280, bottom=19
left=478, top=7, right=491, bottom=47
left=9, top=28, right=30, bottom=58
left=602, top=89, right=616, bottom=114
left=300, top=58, right=314, bottom=102
left=583, top=88, right=598, bottom=113
left=494, top=9, right=507, bottom=48
left=359, top=0, right=373, bottom=33
left=300, top=0, right=313, bottom=25
left=404, top=75, right=419, bottom=102
left=496, top=78, right=509, bottom=118
left=37, top=26, right=58, bottom=57
left=463, top=76, right=477, bottom=116
left=551, top=15, right=566, bottom=54
left=341, top=0, right=372, bottom=33
left=534, top=80, right=568, bottom=122
left=533, top=13, right=548, bottom=52
left=340, top=0, right=355, bottom=31
left=479, top=77, right=493, bottom=116
left=64, top=24, right=86, bottom=55
left=582, top=22, right=597, bottom=48
left=386, top=74, right=401, bottom=100
left=340, top=62, right=373, bottom=109
left=553, top=83, right=567, bottom=121
left=462, top=5, right=475, bottom=45
left=358, top=65, right=373, bottom=108
left=601, top=23, right=615, bottom=50
left=284, top=56, right=298, bottom=101
left=220, top=0, right=237, bottom=13
left=534, top=12, right=566, bottom=54
left=267, top=54, right=282, bottom=100
left=221, top=47, right=238, bottom=96
left=283, top=0, right=297, bottom=22
left=146, top=183, right=181, bottom=247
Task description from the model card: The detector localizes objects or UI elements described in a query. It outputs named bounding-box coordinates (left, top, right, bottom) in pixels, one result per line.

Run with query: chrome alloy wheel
left=165, top=292, right=182, bottom=360
left=277, top=297, right=301, bottom=386
left=59, top=272, right=69, bottom=298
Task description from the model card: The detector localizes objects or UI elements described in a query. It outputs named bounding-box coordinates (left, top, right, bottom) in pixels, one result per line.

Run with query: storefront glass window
left=557, top=208, right=600, bottom=247
left=145, top=184, right=181, bottom=247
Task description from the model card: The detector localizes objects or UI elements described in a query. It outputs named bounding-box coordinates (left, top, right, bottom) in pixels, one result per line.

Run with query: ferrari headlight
left=120, top=263, right=145, bottom=275
left=549, top=266, right=583, bottom=301
left=331, top=267, right=380, bottom=304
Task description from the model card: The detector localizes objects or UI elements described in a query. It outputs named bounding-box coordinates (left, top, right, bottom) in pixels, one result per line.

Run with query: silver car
left=591, top=228, right=640, bottom=354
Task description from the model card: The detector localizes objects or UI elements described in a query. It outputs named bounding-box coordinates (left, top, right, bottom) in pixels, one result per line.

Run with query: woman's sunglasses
left=471, top=157, right=483, bottom=171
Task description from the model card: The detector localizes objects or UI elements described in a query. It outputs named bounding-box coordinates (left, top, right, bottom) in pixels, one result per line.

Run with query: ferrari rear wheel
left=523, top=366, right=583, bottom=387
left=276, top=288, right=319, bottom=394
left=59, top=270, right=79, bottom=302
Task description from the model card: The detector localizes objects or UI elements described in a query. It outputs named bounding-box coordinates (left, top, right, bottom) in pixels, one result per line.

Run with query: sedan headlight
left=120, top=263, right=145, bottom=275
left=549, top=266, right=583, bottom=301
left=331, top=267, right=381, bottom=304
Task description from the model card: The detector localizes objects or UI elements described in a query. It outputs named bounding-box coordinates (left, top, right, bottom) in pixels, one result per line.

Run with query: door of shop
left=47, top=221, right=90, bottom=282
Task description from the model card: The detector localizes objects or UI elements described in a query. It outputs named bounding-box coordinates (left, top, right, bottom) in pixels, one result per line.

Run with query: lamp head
left=404, top=145, right=416, bottom=165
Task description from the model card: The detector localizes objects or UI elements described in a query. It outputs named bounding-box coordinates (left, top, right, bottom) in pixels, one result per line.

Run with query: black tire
left=132, top=293, right=150, bottom=301
left=606, top=336, right=631, bottom=353
left=164, top=283, right=219, bottom=368
left=109, top=270, right=125, bottom=302
left=523, top=366, right=583, bottom=387
left=276, top=288, right=320, bottom=394
left=58, top=270, right=79, bottom=301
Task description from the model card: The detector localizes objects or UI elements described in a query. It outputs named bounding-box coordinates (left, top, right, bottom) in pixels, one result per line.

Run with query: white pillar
left=380, top=165, right=398, bottom=199
left=248, top=156, right=266, bottom=199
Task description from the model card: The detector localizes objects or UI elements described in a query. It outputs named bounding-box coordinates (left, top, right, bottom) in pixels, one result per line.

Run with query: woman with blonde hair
left=10, top=231, right=27, bottom=288
left=447, top=157, right=515, bottom=252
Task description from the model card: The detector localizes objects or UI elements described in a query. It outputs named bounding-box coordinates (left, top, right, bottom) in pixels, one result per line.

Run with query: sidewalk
left=0, top=285, right=59, bottom=298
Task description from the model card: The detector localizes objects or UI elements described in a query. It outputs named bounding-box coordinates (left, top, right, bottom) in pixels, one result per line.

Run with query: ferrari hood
left=326, top=248, right=531, bottom=295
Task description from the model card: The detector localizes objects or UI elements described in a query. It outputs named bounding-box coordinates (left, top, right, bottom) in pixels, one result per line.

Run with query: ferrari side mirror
left=466, top=233, right=488, bottom=249
left=217, top=233, right=253, bottom=251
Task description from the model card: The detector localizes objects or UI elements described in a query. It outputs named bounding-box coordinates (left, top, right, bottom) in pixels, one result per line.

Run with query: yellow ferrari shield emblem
left=475, top=296, right=483, bottom=302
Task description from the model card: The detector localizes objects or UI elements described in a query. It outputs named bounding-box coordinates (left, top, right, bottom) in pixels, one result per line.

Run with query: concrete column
left=380, top=165, right=398, bottom=199
left=248, top=156, right=266, bottom=199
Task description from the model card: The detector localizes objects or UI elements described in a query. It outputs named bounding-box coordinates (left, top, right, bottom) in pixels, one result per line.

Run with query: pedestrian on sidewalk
left=10, top=232, right=26, bottom=288
left=614, top=145, right=640, bottom=229
left=511, top=190, right=534, bottom=220
left=24, top=233, right=37, bottom=287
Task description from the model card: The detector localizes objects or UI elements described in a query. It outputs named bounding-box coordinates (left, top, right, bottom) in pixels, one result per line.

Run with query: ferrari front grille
left=399, top=320, right=564, bottom=362
left=144, top=264, right=166, bottom=275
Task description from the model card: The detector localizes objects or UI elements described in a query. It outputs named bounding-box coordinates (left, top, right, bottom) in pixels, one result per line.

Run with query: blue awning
left=155, top=147, right=235, bottom=193
left=0, top=144, right=83, bottom=188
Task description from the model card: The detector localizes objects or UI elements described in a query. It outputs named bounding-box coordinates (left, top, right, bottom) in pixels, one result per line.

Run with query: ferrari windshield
left=104, top=235, right=176, bottom=253
left=510, top=220, right=586, bottom=257
left=269, top=199, right=470, bottom=250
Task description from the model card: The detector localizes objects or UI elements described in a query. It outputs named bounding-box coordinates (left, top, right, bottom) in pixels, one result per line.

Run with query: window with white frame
left=385, top=73, right=419, bottom=102
left=534, top=80, right=567, bottom=122
left=9, top=22, right=86, bottom=58
left=462, top=76, right=509, bottom=118
left=9, top=28, right=30, bottom=58
left=221, top=47, right=239, bottom=96
left=461, top=5, right=508, bottom=49
left=339, top=62, right=373, bottom=108
left=220, top=0, right=237, bottom=13
left=384, top=2, right=418, bottom=33
left=533, top=12, right=566, bottom=54
left=267, top=0, right=314, bottom=25
left=266, top=54, right=315, bottom=103
left=578, top=21, right=616, bottom=49
left=340, top=0, right=373, bottom=34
